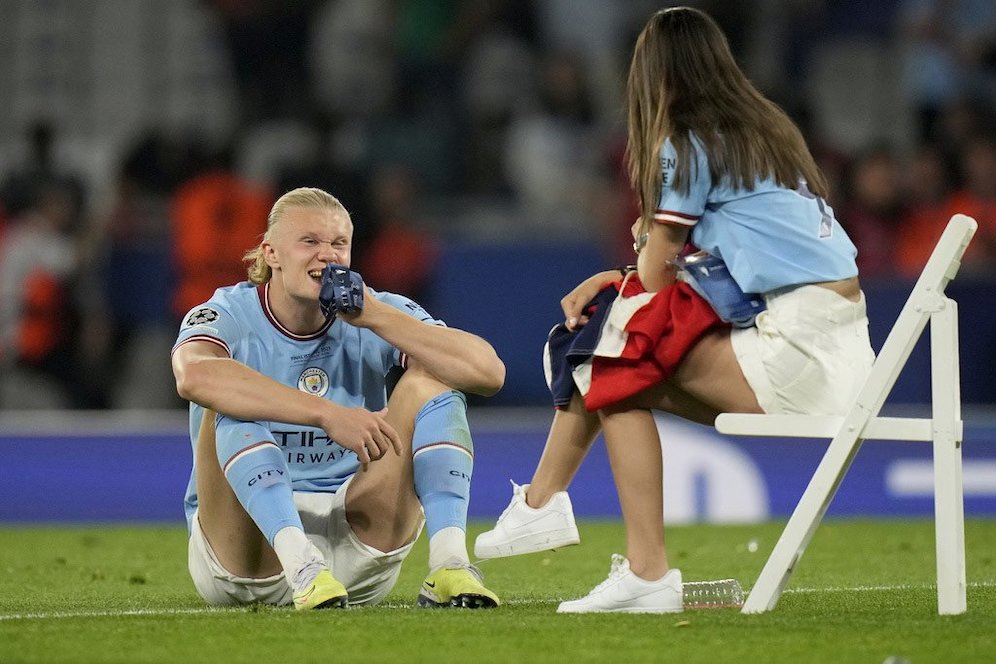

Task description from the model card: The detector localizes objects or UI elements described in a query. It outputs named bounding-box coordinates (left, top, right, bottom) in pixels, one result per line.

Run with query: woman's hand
left=561, top=270, right=620, bottom=331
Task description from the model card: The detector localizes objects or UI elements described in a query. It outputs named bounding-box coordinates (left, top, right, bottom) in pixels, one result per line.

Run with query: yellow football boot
left=417, top=564, right=499, bottom=609
left=292, top=569, right=348, bottom=610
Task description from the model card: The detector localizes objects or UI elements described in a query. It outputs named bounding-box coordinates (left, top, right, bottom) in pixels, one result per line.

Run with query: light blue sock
left=412, top=391, right=474, bottom=540
left=216, top=416, right=303, bottom=545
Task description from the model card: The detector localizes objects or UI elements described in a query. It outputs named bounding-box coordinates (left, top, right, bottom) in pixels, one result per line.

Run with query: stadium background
left=0, top=0, right=994, bottom=522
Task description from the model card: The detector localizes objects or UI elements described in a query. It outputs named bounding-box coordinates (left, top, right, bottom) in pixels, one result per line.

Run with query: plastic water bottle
left=682, top=578, right=745, bottom=609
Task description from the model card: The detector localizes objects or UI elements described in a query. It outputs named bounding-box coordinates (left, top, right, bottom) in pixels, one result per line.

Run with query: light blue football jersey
left=655, top=135, right=858, bottom=294
left=172, top=281, right=444, bottom=531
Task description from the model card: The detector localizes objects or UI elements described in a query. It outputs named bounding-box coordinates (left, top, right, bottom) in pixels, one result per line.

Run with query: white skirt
left=730, top=285, right=875, bottom=416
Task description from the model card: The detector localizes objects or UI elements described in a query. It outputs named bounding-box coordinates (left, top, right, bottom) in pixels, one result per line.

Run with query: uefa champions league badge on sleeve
left=184, top=307, right=220, bottom=327
left=674, top=252, right=765, bottom=328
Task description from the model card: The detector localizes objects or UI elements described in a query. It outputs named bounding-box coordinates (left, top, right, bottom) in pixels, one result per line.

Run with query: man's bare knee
left=389, top=367, right=451, bottom=414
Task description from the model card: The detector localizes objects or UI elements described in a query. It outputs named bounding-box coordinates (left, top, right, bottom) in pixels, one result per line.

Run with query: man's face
left=263, top=206, right=353, bottom=305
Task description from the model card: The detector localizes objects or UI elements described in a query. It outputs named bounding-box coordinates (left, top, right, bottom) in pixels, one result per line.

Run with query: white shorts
left=188, top=476, right=422, bottom=607
left=730, top=285, right=875, bottom=416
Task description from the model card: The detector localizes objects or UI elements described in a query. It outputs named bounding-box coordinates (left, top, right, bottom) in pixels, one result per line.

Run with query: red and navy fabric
left=546, top=275, right=726, bottom=412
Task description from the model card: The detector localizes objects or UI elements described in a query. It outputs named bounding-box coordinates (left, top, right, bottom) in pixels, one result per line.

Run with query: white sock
left=272, top=526, right=325, bottom=591
left=428, top=526, right=470, bottom=570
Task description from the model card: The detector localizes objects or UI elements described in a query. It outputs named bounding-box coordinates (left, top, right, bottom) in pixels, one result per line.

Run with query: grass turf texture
left=1, top=520, right=994, bottom=663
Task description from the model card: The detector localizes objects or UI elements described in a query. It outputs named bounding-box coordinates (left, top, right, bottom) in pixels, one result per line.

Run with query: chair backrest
left=857, top=214, right=977, bottom=418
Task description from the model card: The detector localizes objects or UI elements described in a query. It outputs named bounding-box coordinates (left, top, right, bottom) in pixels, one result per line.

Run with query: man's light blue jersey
left=655, top=135, right=858, bottom=294
left=172, top=281, right=443, bottom=531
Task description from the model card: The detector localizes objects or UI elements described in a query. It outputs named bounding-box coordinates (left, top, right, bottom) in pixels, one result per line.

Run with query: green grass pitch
left=1, top=519, right=994, bottom=663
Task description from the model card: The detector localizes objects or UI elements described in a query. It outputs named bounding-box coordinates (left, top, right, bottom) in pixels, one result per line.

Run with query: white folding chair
left=716, top=214, right=978, bottom=616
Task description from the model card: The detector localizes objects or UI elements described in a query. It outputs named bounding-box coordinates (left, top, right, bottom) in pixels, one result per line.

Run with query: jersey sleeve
left=654, top=136, right=710, bottom=227
left=369, top=289, right=446, bottom=368
left=172, top=301, right=241, bottom=358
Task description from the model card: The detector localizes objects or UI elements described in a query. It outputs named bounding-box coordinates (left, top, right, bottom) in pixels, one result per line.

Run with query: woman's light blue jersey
left=655, top=135, right=858, bottom=294
left=172, top=281, right=443, bottom=531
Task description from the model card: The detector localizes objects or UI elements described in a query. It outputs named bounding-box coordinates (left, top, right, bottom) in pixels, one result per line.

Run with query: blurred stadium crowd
left=0, top=0, right=993, bottom=410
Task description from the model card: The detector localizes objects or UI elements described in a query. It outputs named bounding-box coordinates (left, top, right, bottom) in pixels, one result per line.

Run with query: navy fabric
left=546, top=285, right=618, bottom=408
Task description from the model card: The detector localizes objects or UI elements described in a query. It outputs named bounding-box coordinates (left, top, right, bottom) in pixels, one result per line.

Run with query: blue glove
left=319, top=263, right=365, bottom=319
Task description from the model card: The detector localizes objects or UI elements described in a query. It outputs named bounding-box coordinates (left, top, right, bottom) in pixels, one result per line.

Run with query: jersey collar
left=256, top=283, right=333, bottom=341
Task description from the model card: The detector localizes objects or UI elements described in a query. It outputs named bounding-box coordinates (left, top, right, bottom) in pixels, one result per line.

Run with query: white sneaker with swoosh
left=474, top=481, right=580, bottom=559
left=557, top=554, right=683, bottom=614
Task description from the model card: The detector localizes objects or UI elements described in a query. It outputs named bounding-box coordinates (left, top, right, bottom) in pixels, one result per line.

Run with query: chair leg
left=931, top=300, right=967, bottom=615
left=741, top=421, right=866, bottom=613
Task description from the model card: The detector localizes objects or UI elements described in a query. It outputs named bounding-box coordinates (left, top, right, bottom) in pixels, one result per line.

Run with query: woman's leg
left=475, top=391, right=594, bottom=558
left=669, top=328, right=762, bottom=414
left=589, top=329, right=759, bottom=580
left=526, top=391, right=600, bottom=507
left=597, top=404, right=669, bottom=580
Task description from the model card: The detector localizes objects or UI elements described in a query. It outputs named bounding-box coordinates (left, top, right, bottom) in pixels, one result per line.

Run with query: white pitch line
left=0, top=607, right=252, bottom=621
left=783, top=580, right=996, bottom=594
left=2, top=581, right=994, bottom=621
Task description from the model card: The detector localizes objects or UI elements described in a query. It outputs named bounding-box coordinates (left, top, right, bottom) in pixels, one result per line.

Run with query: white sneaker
left=557, top=554, right=683, bottom=614
left=474, top=481, right=580, bottom=559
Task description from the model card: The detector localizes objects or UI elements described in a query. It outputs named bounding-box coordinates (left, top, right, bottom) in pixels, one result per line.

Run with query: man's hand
left=319, top=263, right=365, bottom=319
left=321, top=405, right=402, bottom=465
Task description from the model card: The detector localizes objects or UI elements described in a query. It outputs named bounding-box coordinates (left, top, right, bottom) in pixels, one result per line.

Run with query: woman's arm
left=636, top=221, right=690, bottom=292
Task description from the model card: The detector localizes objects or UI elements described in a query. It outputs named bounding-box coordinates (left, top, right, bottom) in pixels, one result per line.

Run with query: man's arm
left=171, top=340, right=401, bottom=463
left=341, top=296, right=505, bottom=397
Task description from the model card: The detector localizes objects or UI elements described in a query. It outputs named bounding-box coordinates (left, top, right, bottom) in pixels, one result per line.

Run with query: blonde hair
left=626, top=7, right=827, bottom=228
left=243, top=187, right=349, bottom=284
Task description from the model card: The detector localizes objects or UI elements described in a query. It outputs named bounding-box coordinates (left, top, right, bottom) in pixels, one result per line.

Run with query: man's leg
left=194, top=409, right=346, bottom=609
left=194, top=409, right=282, bottom=578
left=345, top=366, right=497, bottom=607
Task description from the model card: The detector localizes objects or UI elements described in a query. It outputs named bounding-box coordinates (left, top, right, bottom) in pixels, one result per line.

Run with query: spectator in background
left=840, top=145, right=907, bottom=278
left=207, top=0, right=322, bottom=125
left=0, top=121, right=86, bottom=226
left=504, top=48, right=603, bottom=238
left=899, top=0, right=996, bottom=142
left=945, top=132, right=996, bottom=271
left=896, top=143, right=957, bottom=277
left=0, top=183, right=87, bottom=407
left=0, top=122, right=104, bottom=407
left=91, top=132, right=192, bottom=408
left=933, top=98, right=996, bottom=165
left=170, top=140, right=274, bottom=320
left=354, top=163, right=439, bottom=303
left=460, top=25, right=538, bottom=197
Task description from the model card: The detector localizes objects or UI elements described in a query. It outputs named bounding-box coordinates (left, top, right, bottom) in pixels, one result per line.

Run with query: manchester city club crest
left=185, top=307, right=219, bottom=326
left=298, top=367, right=330, bottom=397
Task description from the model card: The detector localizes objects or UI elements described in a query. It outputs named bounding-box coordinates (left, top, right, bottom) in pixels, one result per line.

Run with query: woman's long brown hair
left=626, top=7, right=827, bottom=227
